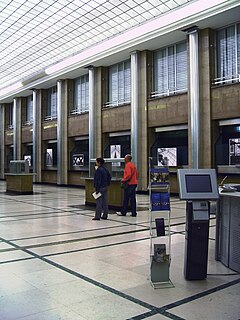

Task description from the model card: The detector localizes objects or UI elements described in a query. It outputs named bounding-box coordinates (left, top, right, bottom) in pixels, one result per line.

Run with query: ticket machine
left=177, top=169, right=219, bottom=280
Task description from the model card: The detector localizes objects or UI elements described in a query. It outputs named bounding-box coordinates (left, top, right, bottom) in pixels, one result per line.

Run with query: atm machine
left=177, top=169, right=219, bottom=280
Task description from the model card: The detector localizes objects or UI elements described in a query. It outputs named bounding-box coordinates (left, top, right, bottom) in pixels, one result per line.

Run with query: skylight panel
left=0, top=0, right=197, bottom=92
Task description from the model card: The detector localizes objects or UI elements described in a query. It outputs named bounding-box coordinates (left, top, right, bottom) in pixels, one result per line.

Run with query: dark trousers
left=122, top=184, right=137, bottom=216
left=95, top=186, right=109, bottom=219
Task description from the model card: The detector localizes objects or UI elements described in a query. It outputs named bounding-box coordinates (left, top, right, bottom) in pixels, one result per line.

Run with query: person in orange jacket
left=117, top=154, right=138, bottom=217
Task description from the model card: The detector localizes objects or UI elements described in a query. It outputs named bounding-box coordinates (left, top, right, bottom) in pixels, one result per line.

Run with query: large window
left=152, top=42, right=187, bottom=97
left=6, top=102, right=13, bottom=129
left=25, top=95, right=33, bottom=124
left=46, top=86, right=57, bottom=120
left=107, top=60, right=131, bottom=107
left=215, top=23, right=240, bottom=85
left=72, top=75, right=89, bottom=114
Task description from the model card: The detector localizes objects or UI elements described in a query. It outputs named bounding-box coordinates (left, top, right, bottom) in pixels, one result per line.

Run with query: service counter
left=5, top=173, right=35, bottom=194
left=85, top=178, right=124, bottom=210
left=216, top=189, right=240, bottom=272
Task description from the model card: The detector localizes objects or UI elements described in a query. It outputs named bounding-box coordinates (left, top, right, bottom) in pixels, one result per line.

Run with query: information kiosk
left=177, top=169, right=219, bottom=280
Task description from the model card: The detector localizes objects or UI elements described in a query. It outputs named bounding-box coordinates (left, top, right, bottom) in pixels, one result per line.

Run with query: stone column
left=88, top=66, right=102, bottom=163
left=32, top=89, right=42, bottom=182
left=57, top=79, right=68, bottom=185
left=130, top=51, right=139, bottom=167
left=88, top=66, right=95, bottom=163
left=130, top=51, right=149, bottom=191
left=13, top=98, right=22, bottom=160
left=199, top=28, right=214, bottom=168
left=0, top=104, right=5, bottom=179
left=187, top=27, right=200, bottom=169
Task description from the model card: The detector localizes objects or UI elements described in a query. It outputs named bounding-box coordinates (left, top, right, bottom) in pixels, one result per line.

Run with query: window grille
left=24, top=95, right=33, bottom=125
left=151, top=42, right=187, bottom=98
left=71, top=74, right=89, bottom=114
left=45, top=86, right=57, bottom=120
left=106, top=60, right=131, bottom=108
left=213, top=23, right=240, bottom=85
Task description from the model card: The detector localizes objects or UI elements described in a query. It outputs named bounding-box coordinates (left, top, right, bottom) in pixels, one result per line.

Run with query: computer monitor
left=177, top=169, right=219, bottom=200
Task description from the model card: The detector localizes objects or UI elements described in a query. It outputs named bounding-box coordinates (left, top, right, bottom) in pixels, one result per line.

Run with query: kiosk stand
left=149, top=158, right=174, bottom=288
left=177, top=169, right=219, bottom=280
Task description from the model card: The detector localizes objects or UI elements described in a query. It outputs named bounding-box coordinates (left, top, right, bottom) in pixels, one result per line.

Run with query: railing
left=44, top=115, right=57, bottom=121
left=212, top=75, right=240, bottom=86
left=150, top=88, right=187, bottom=99
left=23, top=120, right=33, bottom=126
left=70, top=108, right=89, bottom=115
left=104, top=99, right=131, bottom=108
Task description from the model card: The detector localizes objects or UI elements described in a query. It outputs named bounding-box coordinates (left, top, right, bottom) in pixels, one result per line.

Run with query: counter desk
left=5, top=173, right=35, bottom=194
left=84, top=177, right=124, bottom=210
left=216, top=189, right=240, bottom=272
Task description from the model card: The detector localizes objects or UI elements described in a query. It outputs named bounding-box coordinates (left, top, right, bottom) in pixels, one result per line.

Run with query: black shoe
left=116, top=212, right=126, bottom=216
left=131, top=214, right=137, bottom=217
left=101, top=216, right=108, bottom=220
left=92, top=217, right=100, bottom=220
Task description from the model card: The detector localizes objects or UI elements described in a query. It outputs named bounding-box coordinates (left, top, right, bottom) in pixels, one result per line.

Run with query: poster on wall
left=150, top=167, right=170, bottom=211
left=229, top=138, right=240, bottom=165
left=72, top=154, right=84, bottom=166
left=157, top=147, right=177, bottom=166
left=46, top=148, right=53, bottom=166
left=110, top=144, right=121, bottom=166
left=24, top=155, right=31, bottom=167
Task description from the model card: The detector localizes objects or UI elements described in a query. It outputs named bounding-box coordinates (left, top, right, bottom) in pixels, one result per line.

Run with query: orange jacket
left=123, top=162, right=138, bottom=185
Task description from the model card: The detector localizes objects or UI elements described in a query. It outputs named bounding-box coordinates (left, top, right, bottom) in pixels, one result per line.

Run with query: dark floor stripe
left=1, top=232, right=240, bottom=320
left=161, top=277, right=240, bottom=311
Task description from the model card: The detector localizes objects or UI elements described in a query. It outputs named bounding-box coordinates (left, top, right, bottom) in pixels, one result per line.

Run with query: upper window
left=25, top=95, right=33, bottom=125
left=7, top=102, right=13, bottom=129
left=152, top=42, right=187, bottom=98
left=72, top=74, right=89, bottom=114
left=46, top=86, right=57, bottom=120
left=106, top=60, right=131, bottom=108
left=214, top=24, right=240, bottom=85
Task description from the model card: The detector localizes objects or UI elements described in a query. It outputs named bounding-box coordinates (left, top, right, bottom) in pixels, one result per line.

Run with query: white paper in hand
left=92, top=192, right=102, bottom=199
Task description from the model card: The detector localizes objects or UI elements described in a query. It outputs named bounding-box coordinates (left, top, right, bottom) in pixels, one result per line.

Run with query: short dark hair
left=96, top=157, right=104, bottom=165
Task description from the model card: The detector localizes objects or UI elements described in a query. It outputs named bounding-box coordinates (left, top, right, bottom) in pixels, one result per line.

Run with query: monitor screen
left=177, top=169, right=219, bottom=200
left=185, top=174, right=212, bottom=193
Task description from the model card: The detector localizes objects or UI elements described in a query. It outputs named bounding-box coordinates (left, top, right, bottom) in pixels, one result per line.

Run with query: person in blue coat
left=92, top=157, right=111, bottom=220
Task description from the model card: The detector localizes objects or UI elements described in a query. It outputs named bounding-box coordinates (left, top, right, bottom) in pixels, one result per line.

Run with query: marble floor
left=0, top=181, right=239, bottom=320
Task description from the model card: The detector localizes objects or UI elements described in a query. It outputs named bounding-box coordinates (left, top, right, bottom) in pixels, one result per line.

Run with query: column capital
left=85, top=65, right=94, bottom=70
left=183, top=25, right=199, bottom=34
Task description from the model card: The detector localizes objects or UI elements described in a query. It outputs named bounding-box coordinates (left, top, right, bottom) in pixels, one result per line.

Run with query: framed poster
left=229, top=138, right=240, bottom=165
left=72, top=154, right=84, bottom=166
left=157, top=147, right=177, bottom=166
left=24, top=155, right=31, bottom=167
left=46, top=148, right=53, bottom=166
left=110, top=144, right=121, bottom=166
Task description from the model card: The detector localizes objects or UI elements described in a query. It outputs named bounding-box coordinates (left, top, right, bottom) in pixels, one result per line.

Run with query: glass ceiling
left=0, top=0, right=192, bottom=91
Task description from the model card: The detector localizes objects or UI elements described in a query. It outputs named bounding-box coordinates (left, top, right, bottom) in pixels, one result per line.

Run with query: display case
left=6, top=160, right=35, bottom=194
left=149, top=157, right=173, bottom=288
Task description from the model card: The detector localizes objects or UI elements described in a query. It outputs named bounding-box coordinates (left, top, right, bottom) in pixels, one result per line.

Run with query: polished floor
left=0, top=181, right=239, bottom=320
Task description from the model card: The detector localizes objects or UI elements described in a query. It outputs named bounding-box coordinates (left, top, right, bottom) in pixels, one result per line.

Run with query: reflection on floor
left=0, top=181, right=239, bottom=320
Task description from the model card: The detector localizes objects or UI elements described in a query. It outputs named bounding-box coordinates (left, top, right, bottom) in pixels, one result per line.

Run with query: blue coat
left=94, top=166, right=111, bottom=193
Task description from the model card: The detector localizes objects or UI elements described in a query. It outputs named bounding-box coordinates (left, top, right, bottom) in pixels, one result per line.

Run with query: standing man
left=117, top=154, right=138, bottom=217
left=93, top=157, right=111, bottom=220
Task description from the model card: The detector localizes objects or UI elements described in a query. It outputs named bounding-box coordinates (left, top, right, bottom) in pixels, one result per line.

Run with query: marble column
left=13, top=98, right=22, bottom=160
left=57, top=80, right=68, bottom=185
left=187, top=28, right=200, bottom=169
left=0, top=104, right=5, bottom=179
left=32, top=89, right=42, bottom=182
